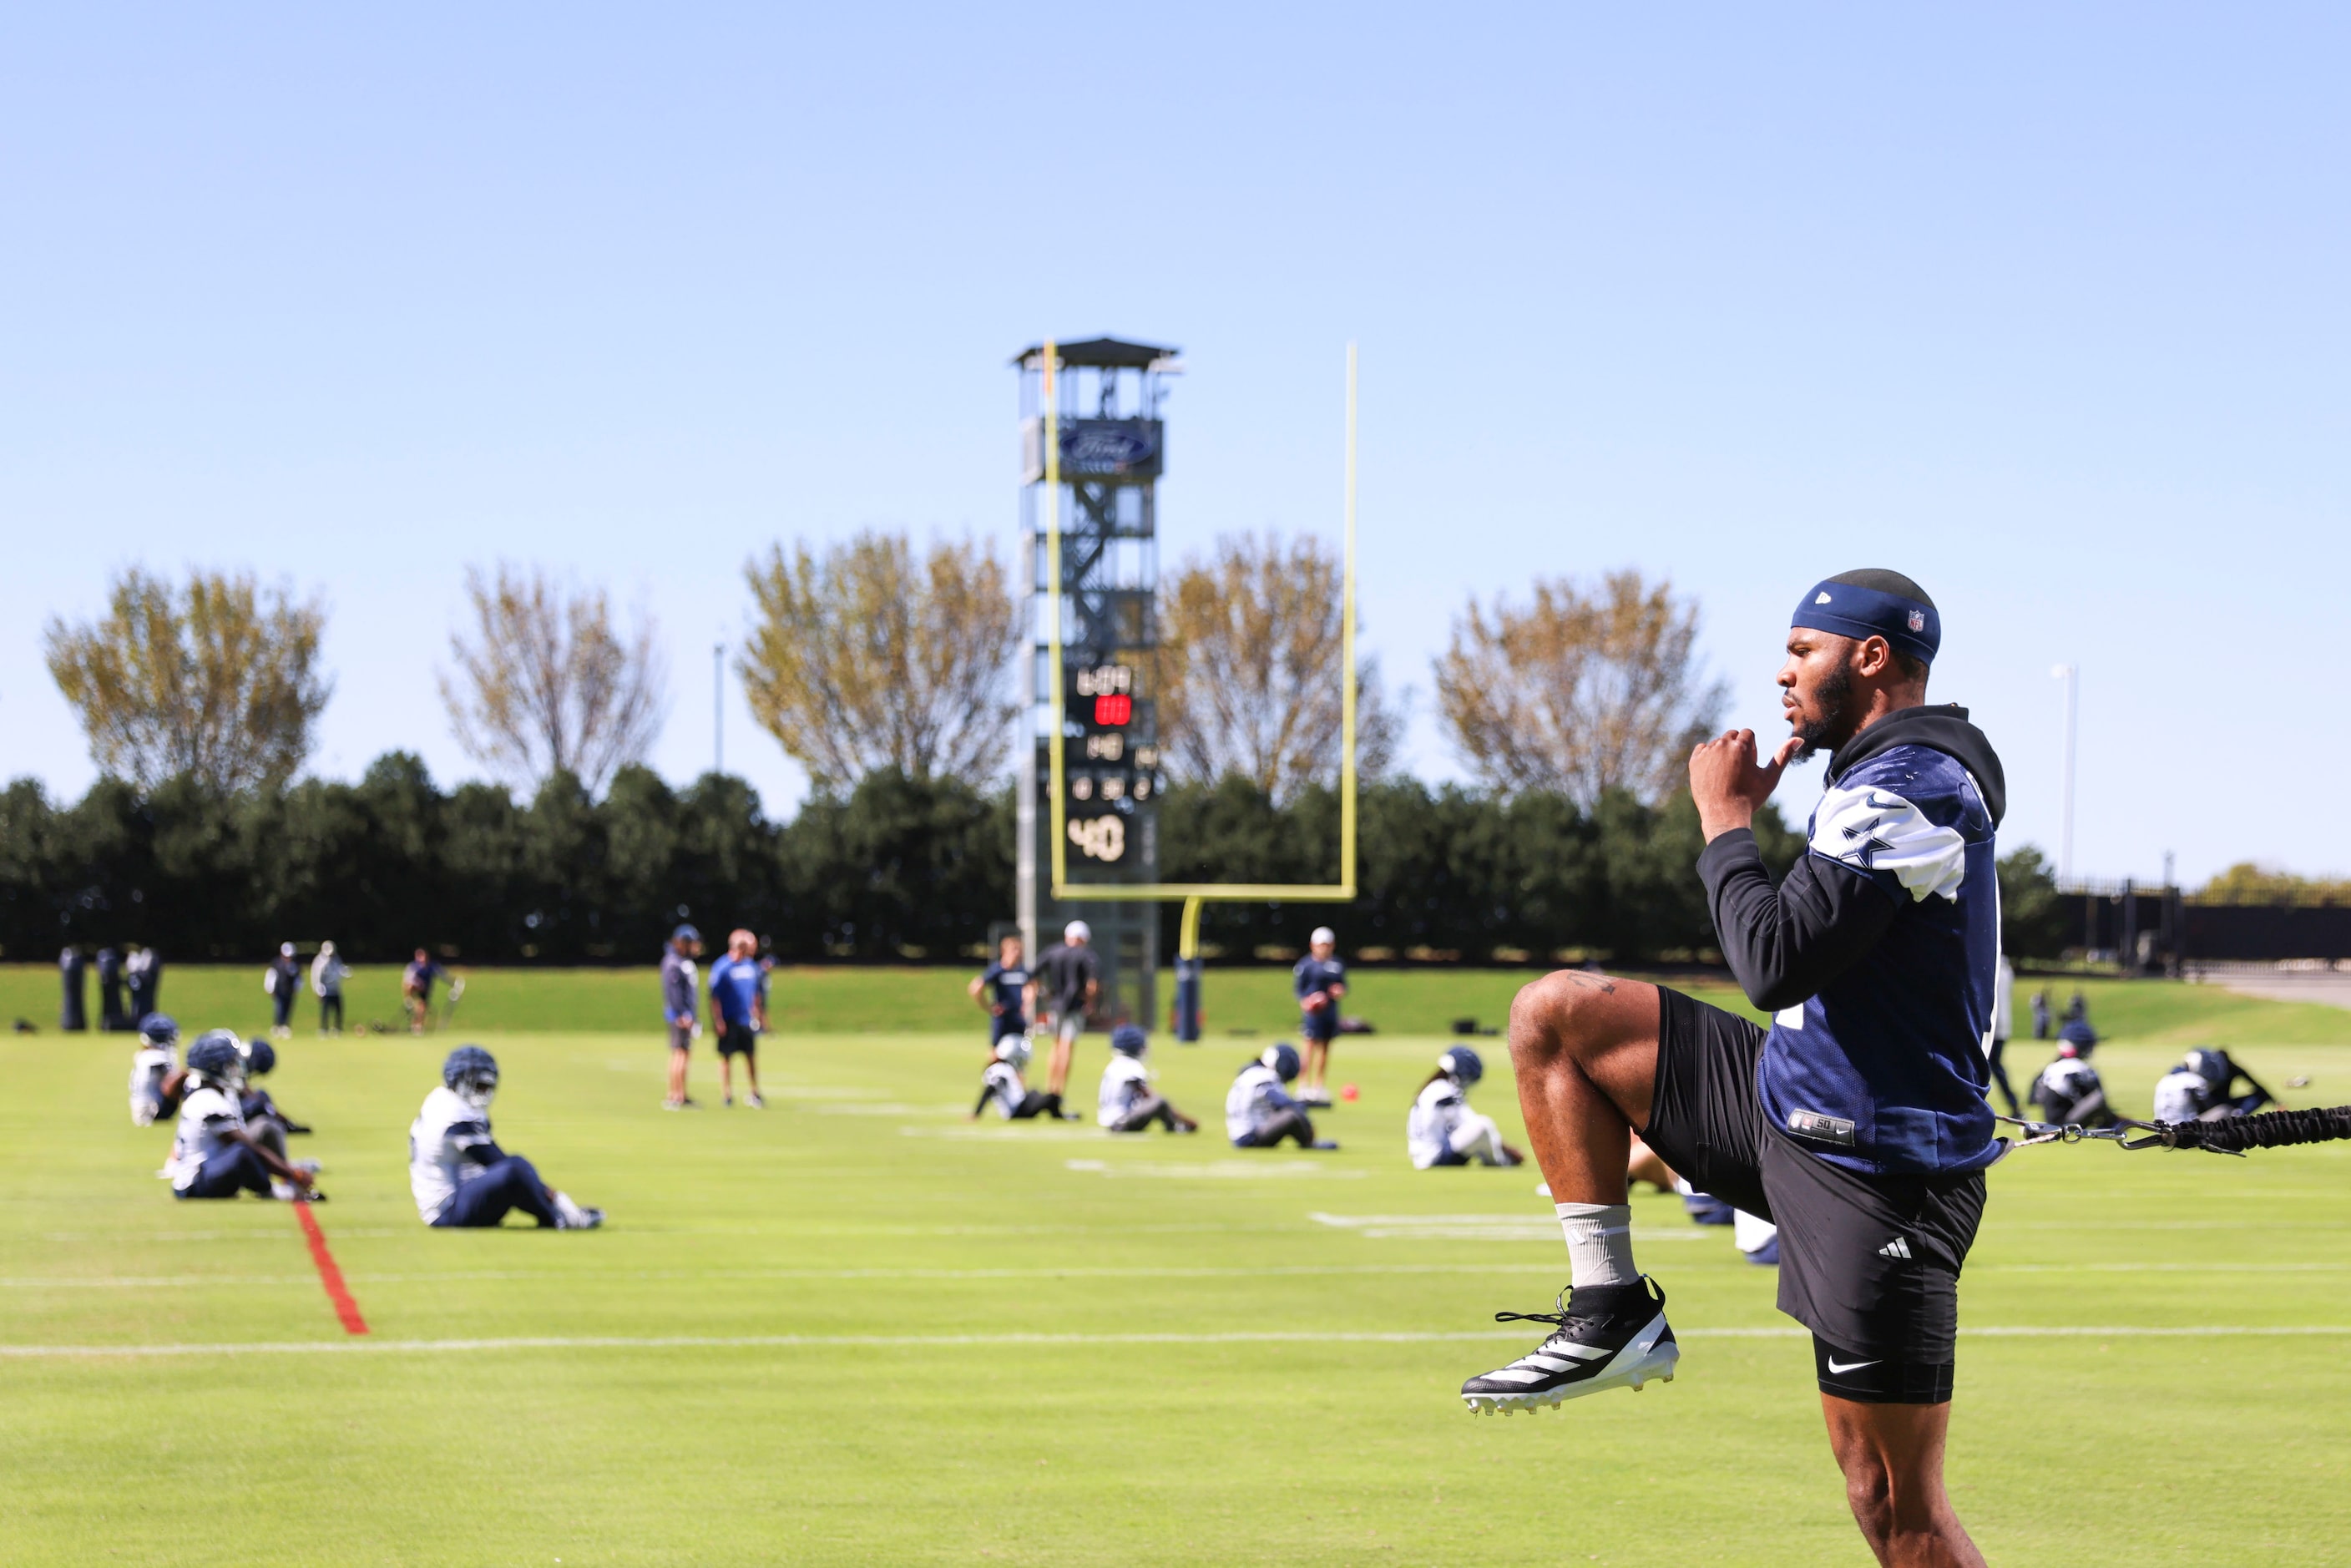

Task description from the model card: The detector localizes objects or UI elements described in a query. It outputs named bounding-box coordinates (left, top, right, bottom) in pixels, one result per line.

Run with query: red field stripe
left=293, top=1202, right=370, bottom=1335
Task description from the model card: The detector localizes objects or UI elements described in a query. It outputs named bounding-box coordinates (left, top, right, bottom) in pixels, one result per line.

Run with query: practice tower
left=1012, top=336, right=1180, bottom=1029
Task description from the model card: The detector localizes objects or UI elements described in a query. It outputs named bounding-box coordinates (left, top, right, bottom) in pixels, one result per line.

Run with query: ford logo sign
left=1062, top=422, right=1157, bottom=472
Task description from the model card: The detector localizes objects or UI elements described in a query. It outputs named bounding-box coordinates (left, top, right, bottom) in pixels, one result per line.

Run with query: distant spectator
left=124, top=944, right=161, bottom=1024
left=2030, top=989, right=2050, bottom=1041
left=265, top=943, right=301, bottom=1039
left=59, top=946, right=88, bottom=1032
left=2064, top=990, right=2087, bottom=1028
left=661, top=924, right=703, bottom=1110
left=96, top=946, right=127, bottom=1031
left=403, top=948, right=448, bottom=1034
left=708, top=928, right=766, bottom=1109
left=311, top=941, right=349, bottom=1034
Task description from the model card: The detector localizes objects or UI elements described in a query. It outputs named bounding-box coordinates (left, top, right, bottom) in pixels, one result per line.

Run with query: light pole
left=2050, top=664, right=2077, bottom=882
left=713, top=642, right=726, bottom=777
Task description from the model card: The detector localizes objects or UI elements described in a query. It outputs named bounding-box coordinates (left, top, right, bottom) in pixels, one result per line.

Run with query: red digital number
left=1094, top=694, right=1132, bottom=726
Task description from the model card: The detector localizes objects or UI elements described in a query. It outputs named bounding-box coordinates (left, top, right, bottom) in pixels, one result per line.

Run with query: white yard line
left=6, top=1324, right=2348, bottom=1358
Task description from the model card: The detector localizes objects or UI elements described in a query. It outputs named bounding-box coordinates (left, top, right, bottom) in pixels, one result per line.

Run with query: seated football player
left=129, top=1013, right=179, bottom=1126
left=410, top=1046, right=603, bottom=1229
left=1406, top=1045, right=1524, bottom=1168
left=2030, top=1025, right=2114, bottom=1128
left=1225, top=1042, right=1337, bottom=1151
left=2151, top=1047, right=2274, bottom=1125
left=971, top=1034, right=1066, bottom=1120
left=164, top=1033, right=323, bottom=1202
left=1097, top=1024, right=1199, bottom=1133
left=1625, top=1129, right=1777, bottom=1259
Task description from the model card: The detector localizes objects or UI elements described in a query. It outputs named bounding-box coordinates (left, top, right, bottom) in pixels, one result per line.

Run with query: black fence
left=2056, top=884, right=2351, bottom=967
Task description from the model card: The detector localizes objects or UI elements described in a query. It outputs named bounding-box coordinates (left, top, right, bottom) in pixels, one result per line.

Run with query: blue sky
left=3, top=4, right=2343, bottom=884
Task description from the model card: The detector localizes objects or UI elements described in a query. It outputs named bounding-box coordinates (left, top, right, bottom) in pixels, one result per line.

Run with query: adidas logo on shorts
left=1878, top=1237, right=1914, bottom=1261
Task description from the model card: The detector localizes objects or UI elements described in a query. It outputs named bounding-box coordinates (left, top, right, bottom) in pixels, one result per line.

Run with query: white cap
left=1064, top=920, right=1092, bottom=943
left=1310, top=927, right=1337, bottom=947
left=320, top=940, right=335, bottom=955
left=280, top=942, right=296, bottom=957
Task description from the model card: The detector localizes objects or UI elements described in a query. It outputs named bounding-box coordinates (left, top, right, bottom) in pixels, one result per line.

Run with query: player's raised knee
left=1507, top=969, right=1621, bottom=1062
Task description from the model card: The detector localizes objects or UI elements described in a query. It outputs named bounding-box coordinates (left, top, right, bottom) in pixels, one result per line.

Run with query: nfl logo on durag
left=1907, top=610, right=1925, bottom=631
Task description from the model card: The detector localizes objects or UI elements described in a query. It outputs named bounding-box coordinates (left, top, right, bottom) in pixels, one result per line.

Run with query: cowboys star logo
left=1839, top=814, right=1894, bottom=869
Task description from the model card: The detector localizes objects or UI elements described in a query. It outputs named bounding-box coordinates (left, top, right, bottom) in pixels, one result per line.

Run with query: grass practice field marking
left=8, top=1324, right=2351, bottom=1360
left=18, top=1257, right=2348, bottom=1293
left=291, top=1202, right=369, bottom=1335
left=1063, top=1157, right=1368, bottom=1179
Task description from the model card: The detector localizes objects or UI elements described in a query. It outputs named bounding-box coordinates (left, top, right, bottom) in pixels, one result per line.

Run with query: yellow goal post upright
left=1042, top=338, right=1361, bottom=1039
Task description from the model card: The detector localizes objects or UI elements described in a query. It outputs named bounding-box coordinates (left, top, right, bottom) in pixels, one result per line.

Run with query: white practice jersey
left=1098, top=1056, right=1151, bottom=1126
left=978, top=1060, right=1029, bottom=1120
left=165, top=1085, right=245, bottom=1190
left=1225, top=1063, right=1290, bottom=1141
left=1406, top=1078, right=1469, bottom=1169
left=2035, top=1058, right=2102, bottom=1110
left=2151, top=1068, right=2209, bottom=1125
left=1991, top=955, right=2015, bottom=1047
left=129, top=1045, right=174, bottom=1125
left=409, top=1085, right=498, bottom=1223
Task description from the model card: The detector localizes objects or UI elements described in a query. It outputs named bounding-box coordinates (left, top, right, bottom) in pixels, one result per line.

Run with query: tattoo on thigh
left=1557, top=971, right=1616, bottom=994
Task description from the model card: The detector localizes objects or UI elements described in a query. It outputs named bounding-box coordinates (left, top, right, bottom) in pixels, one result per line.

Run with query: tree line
left=40, top=539, right=1722, bottom=810
left=0, top=760, right=2071, bottom=965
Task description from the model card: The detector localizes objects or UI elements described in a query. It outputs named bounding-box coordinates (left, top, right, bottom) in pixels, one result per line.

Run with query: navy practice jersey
left=1297, top=959, right=1354, bottom=1029
left=1698, top=706, right=2005, bottom=1176
left=978, top=961, right=1030, bottom=1017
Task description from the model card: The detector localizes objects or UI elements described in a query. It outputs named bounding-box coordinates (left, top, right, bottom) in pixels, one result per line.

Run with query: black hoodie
left=1696, top=701, right=2007, bottom=1176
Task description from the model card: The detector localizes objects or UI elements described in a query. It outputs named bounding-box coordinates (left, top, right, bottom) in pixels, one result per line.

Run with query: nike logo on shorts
left=1826, top=1356, right=1878, bottom=1375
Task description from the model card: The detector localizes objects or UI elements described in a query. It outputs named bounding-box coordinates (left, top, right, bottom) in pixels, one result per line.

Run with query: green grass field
left=4, top=976, right=2348, bottom=1565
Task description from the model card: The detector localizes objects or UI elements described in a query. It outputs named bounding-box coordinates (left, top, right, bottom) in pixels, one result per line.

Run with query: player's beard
left=1791, top=660, right=1857, bottom=761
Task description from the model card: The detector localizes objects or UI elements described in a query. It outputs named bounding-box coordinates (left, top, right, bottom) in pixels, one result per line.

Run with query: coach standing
left=661, top=924, right=702, bottom=1110
left=708, top=929, right=766, bottom=1109
left=265, top=943, right=301, bottom=1040
left=1029, top=921, right=1100, bottom=1108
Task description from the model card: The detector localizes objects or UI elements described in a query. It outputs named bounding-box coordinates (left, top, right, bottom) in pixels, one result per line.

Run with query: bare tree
left=1434, top=569, right=1725, bottom=805
left=44, top=566, right=331, bottom=792
left=740, top=530, right=1020, bottom=787
left=1154, top=532, right=1401, bottom=802
left=439, top=564, right=667, bottom=794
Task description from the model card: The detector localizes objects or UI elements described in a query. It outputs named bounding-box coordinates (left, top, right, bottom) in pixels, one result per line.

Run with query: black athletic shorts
left=1640, top=987, right=1988, bottom=1393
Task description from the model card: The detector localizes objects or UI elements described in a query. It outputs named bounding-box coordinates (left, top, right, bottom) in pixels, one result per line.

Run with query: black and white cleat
left=1460, top=1277, right=1678, bottom=1414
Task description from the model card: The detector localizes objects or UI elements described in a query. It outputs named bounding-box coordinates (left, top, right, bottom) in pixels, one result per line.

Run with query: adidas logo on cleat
left=1878, top=1237, right=1914, bottom=1260
left=1459, top=1278, right=1681, bottom=1414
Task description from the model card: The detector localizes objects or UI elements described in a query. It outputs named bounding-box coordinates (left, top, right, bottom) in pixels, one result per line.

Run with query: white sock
left=553, top=1190, right=589, bottom=1227
left=1555, top=1201, right=1637, bottom=1288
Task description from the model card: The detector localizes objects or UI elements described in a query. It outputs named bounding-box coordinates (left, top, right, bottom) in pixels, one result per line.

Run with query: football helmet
left=443, top=1044, right=500, bottom=1109
left=240, top=1038, right=277, bottom=1077
left=993, top=1034, right=1033, bottom=1071
left=1110, top=1024, right=1148, bottom=1058
left=2186, top=1048, right=2234, bottom=1091
left=1439, top=1045, right=1484, bottom=1085
left=1261, top=1041, right=1301, bottom=1082
left=185, top=1033, right=246, bottom=1090
left=137, top=1013, right=179, bottom=1048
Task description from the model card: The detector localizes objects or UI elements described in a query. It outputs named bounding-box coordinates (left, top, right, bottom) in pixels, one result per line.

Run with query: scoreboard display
left=1064, top=660, right=1158, bottom=864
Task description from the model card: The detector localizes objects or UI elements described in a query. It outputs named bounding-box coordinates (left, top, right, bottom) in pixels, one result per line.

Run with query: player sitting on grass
left=2030, top=1023, right=2113, bottom=1128
left=165, top=1034, right=323, bottom=1202
left=1226, top=1042, right=1337, bottom=1151
left=1097, top=1024, right=1200, bottom=1133
left=2151, top=1047, right=2274, bottom=1124
left=129, top=1013, right=179, bottom=1125
left=411, top=1046, right=604, bottom=1229
left=971, top=1034, right=1067, bottom=1120
left=1407, top=1046, right=1524, bottom=1168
